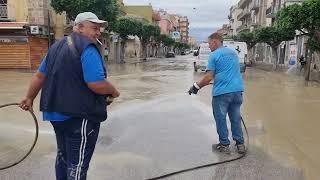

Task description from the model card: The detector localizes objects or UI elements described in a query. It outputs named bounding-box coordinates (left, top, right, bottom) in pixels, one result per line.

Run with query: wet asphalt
left=1, top=54, right=320, bottom=180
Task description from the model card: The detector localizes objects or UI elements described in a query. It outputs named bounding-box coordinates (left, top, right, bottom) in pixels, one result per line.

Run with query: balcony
left=237, top=9, right=251, bottom=21
left=238, top=0, right=251, bottom=9
left=152, top=11, right=161, bottom=22
left=249, top=21, right=258, bottom=27
left=250, top=0, right=260, bottom=11
left=249, top=20, right=260, bottom=31
left=266, top=6, right=277, bottom=18
left=0, top=4, right=8, bottom=18
left=179, top=22, right=189, bottom=27
left=236, top=24, right=250, bottom=33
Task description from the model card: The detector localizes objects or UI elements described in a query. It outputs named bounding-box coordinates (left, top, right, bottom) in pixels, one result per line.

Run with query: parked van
left=193, top=41, right=247, bottom=73
left=223, top=40, right=247, bottom=73
left=193, top=43, right=210, bottom=72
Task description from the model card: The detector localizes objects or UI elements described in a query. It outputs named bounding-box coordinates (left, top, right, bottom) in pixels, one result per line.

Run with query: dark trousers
left=51, top=118, right=100, bottom=180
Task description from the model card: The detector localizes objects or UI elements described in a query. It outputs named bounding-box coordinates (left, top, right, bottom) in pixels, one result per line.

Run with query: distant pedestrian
left=104, top=47, right=109, bottom=61
left=299, top=55, right=306, bottom=72
left=255, top=53, right=259, bottom=62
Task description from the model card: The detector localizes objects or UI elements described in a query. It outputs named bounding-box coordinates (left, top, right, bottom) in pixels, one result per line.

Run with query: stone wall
left=27, top=0, right=49, bottom=25
left=310, top=52, right=320, bottom=82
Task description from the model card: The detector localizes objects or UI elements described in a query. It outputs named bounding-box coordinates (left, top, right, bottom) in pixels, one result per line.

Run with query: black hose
left=145, top=116, right=249, bottom=180
left=0, top=103, right=39, bottom=170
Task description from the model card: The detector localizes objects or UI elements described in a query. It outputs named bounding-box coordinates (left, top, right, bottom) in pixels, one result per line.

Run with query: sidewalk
left=251, top=61, right=320, bottom=82
left=252, top=61, right=288, bottom=72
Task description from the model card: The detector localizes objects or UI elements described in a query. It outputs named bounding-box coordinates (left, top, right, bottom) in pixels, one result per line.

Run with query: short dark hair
left=208, top=32, right=223, bottom=42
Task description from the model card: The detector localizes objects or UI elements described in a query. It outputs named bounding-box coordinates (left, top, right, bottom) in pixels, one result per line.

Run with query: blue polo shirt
left=38, top=45, right=106, bottom=121
left=206, top=46, right=244, bottom=96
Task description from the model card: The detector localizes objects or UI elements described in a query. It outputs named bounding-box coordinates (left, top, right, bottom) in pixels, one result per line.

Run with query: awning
left=0, top=22, right=27, bottom=29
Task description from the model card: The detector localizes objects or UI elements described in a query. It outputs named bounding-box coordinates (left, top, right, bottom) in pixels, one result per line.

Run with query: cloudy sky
left=123, top=0, right=239, bottom=42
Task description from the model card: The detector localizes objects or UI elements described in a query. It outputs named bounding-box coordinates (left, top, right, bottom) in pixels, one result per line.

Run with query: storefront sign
left=0, top=37, right=28, bottom=43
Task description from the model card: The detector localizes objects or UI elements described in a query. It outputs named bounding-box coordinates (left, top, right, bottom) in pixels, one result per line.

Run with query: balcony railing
left=238, top=0, right=250, bottom=9
left=250, top=0, right=260, bottom=11
left=237, top=9, right=251, bottom=21
left=266, top=5, right=277, bottom=18
left=179, top=22, right=188, bottom=27
left=236, top=24, right=250, bottom=33
left=0, top=4, right=8, bottom=18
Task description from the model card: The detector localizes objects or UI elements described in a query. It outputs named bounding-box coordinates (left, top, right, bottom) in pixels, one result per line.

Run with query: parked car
left=165, top=51, right=175, bottom=58
left=181, top=51, right=186, bottom=55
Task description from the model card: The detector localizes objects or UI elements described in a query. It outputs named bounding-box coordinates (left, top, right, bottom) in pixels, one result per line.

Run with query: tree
left=236, top=32, right=257, bottom=50
left=150, top=27, right=161, bottom=57
left=51, top=0, right=119, bottom=31
left=138, top=23, right=161, bottom=60
left=255, top=26, right=295, bottom=67
left=224, top=35, right=237, bottom=40
left=153, top=34, right=175, bottom=57
left=174, top=42, right=183, bottom=53
left=182, top=43, right=191, bottom=50
left=154, top=34, right=165, bottom=57
left=115, top=16, right=142, bottom=63
left=276, top=0, right=320, bottom=79
left=276, top=4, right=304, bottom=33
left=162, top=35, right=175, bottom=47
left=161, top=35, right=175, bottom=54
left=276, top=0, right=320, bottom=52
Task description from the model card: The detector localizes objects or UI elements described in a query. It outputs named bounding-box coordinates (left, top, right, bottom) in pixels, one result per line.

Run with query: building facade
left=228, top=5, right=242, bottom=36
left=179, top=16, right=189, bottom=43
left=0, top=0, right=50, bottom=70
left=125, top=5, right=154, bottom=23
left=232, top=0, right=318, bottom=79
left=158, top=9, right=175, bottom=36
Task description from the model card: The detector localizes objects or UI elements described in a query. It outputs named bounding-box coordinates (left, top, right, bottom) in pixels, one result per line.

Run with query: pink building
left=159, top=15, right=172, bottom=35
left=158, top=10, right=177, bottom=36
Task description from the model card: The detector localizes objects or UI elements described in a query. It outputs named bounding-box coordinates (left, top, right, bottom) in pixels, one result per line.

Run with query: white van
left=193, top=43, right=210, bottom=72
left=193, top=41, right=247, bottom=73
left=223, top=40, right=247, bottom=73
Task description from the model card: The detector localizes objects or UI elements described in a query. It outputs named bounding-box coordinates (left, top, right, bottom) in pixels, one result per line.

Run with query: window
left=0, top=0, right=7, bottom=18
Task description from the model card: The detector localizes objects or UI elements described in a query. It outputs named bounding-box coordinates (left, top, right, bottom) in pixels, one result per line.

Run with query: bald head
left=208, top=32, right=223, bottom=51
left=208, top=32, right=223, bottom=42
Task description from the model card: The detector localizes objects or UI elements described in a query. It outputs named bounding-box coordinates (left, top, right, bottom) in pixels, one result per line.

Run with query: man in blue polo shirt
left=20, top=12, right=120, bottom=180
left=188, top=32, right=245, bottom=154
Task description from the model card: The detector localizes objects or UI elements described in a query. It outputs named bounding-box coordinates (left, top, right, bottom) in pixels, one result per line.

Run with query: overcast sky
left=123, top=0, right=239, bottom=42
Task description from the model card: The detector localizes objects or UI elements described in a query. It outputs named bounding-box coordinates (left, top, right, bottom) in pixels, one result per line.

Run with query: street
left=0, top=54, right=319, bottom=180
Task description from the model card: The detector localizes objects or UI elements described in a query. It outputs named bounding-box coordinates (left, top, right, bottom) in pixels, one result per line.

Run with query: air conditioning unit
left=41, top=26, right=48, bottom=35
left=30, top=26, right=39, bottom=34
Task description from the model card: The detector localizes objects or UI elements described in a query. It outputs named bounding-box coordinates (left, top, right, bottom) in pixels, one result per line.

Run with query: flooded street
left=0, top=54, right=319, bottom=180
